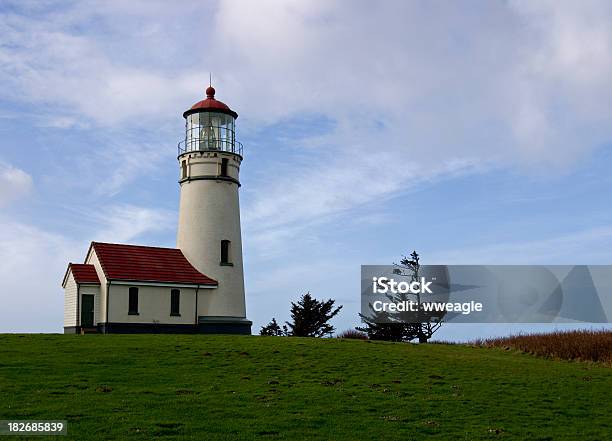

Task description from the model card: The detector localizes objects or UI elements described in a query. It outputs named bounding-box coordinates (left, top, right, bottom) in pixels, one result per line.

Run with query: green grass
left=0, top=335, right=610, bottom=440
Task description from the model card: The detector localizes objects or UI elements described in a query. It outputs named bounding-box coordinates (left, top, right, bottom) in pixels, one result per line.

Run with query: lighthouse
left=61, top=85, right=251, bottom=335
left=176, top=86, right=251, bottom=333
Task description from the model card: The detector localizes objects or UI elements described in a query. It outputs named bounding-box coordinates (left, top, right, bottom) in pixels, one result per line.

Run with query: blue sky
left=1, top=0, right=612, bottom=339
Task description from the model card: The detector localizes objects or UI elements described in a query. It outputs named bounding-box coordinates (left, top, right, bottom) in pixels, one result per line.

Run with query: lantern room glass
left=185, top=112, right=236, bottom=153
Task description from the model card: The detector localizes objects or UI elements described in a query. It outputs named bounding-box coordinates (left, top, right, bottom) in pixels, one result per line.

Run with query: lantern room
left=179, top=86, right=243, bottom=156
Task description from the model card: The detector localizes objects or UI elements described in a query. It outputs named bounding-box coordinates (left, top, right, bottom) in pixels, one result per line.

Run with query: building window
left=220, top=158, right=228, bottom=177
left=181, top=160, right=187, bottom=179
left=171, top=289, right=180, bottom=316
left=220, top=240, right=232, bottom=265
left=128, top=287, right=139, bottom=315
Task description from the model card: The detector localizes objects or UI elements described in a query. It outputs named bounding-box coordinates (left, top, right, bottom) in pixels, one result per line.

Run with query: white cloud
left=90, top=204, right=175, bottom=244
left=87, top=137, right=172, bottom=198
left=2, top=1, right=611, bottom=165
left=504, top=0, right=612, bottom=166
left=429, top=225, right=612, bottom=265
left=0, top=1, right=209, bottom=126
left=243, top=150, right=483, bottom=240
left=1, top=2, right=610, bottom=198
left=0, top=219, right=79, bottom=332
left=0, top=162, right=33, bottom=207
left=2, top=1, right=612, bottom=333
left=217, top=0, right=612, bottom=239
left=0, top=203, right=175, bottom=332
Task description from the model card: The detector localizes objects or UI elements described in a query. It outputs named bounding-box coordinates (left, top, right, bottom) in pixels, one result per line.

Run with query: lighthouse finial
left=205, top=73, right=215, bottom=99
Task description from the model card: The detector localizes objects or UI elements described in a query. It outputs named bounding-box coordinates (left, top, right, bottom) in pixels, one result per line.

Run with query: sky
left=1, top=0, right=612, bottom=340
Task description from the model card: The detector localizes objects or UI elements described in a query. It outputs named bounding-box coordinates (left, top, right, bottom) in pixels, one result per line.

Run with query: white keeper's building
left=62, top=86, right=251, bottom=334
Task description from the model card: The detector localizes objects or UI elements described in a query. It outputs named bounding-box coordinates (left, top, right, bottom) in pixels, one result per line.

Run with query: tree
left=355, top=320, right=418, bottom=342
left=357, top=251, right=443, bottom=343
left=393, top=251, right=443, bottom=343
left=260, top=318, right=287, bottom=336
left=286, top=292, right=343, bottom=337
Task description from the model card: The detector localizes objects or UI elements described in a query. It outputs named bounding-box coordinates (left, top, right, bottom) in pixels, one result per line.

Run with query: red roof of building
left=90, top=242, right=217, bottom=286
left=183, top=86, right=238, bottom=119
left=67, top=263, right=100, bottom=285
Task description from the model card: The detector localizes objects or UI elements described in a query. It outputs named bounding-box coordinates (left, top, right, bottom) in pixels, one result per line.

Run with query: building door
left=81, top=294, right=95, bottom=328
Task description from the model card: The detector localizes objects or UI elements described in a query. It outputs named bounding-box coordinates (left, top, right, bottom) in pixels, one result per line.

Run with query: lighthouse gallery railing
left=178, top=126, right=243, bottom=156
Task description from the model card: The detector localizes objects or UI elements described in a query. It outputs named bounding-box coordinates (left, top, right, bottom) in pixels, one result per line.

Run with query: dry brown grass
left=473, top=329, right=612, bottom=365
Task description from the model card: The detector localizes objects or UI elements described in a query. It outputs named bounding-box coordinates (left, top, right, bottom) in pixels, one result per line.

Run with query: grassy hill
left=0, top=334, right=610, bottom=440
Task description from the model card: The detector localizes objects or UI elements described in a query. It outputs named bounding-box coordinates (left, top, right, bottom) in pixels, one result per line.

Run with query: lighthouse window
left=128, top=287, right=139, bottom=315
left=170, top=289, right=180, bottom=316
left=220, top=158, right=228, bottom=177
left=187, top=114, right=199, bottom=152
left=181, top=161, right=187, bottom=179
left=221, top=240, right=231, bottom=265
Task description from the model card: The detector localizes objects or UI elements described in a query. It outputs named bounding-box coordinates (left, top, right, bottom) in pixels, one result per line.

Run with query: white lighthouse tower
left=176, top=86, right=251, bottom=334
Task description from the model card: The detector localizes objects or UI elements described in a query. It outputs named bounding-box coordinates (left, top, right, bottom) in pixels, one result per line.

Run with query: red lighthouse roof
left=89, top=242, right=218, bottom=286
left=183, top=86, right=238, bottom=119
left=62, top=263, right=100, bottom=287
